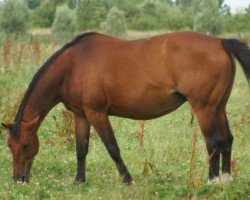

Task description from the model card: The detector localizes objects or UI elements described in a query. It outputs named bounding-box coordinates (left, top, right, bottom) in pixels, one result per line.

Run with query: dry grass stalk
left=231, top=158, right=239, bottom=177
left=234, top=104, right=250, bottom=129
left=137, top=120, right=145, bottom=146
left=32, top=40, right=41, bottom=60
left=15, top=43, right=26, bottom=71
left=189, top=107, right=195, bottom=126
left=2, top=39, right=12, bottom=73
left=3, top=91, right=23, bottom=122
left=142, top=159, right=156, bottom=176
left=53, top=109, right=74, bottom=143
left=186, top=127, right=198, bottom=198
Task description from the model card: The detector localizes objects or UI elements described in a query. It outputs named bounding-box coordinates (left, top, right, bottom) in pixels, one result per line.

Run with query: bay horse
left=2, top=32, right=250, bottom=184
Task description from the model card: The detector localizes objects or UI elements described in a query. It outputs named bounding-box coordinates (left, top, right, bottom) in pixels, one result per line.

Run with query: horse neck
left=21, top=64, right=64, bottom=123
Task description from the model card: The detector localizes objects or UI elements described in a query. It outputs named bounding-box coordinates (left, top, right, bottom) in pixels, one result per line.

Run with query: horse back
left=61, top=32, right=233, bottom=118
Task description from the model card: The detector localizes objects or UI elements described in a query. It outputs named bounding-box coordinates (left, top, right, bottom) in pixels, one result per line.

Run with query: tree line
left=0, top=0, right=249, bottom=37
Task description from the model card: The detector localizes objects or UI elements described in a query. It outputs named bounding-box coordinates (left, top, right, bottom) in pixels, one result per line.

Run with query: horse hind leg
left=194, top=107, right=221, bottom=183
left=216, top=110, right=233, bottom=183
left=215, top=60, right=235, bottom=183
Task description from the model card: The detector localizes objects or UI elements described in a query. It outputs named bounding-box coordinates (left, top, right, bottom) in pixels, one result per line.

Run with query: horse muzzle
left=13, top=160, right=33, bottom=183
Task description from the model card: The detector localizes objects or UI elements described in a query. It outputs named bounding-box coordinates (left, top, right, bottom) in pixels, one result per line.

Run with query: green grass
left=0, top=36, right=249, bottom=200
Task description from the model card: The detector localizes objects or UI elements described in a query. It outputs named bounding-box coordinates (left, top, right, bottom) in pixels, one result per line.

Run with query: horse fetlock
left=122, top=172, right=132, bottom=185
left=207, top=176, right=220, bottom=184
left=220, top=173, right=233, bottom=183
left=74, top=175, right=86, bottom=184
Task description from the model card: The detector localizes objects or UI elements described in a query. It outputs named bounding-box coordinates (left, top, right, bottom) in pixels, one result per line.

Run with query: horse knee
left=206, top=136, right=221, bottom=155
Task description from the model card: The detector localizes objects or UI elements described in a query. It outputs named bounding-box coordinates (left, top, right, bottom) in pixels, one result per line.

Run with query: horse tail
left=221, top=39, right=250, bottom=83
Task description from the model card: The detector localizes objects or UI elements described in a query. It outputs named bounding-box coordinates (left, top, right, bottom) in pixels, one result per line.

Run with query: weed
left=53, top=109, right=74, bottom=143
left=2, top=38, right=12, bottom=73
left=137, top=120, right=145, bottom=146
left=234, top=104, right=250, bottom=129
left=31, top=39, right=41, bottom=61
left=2, top=91, right=23, bottom=122
left=186, top=127, right=199, bottom=199
left=15, top=43, right=26, bottom=71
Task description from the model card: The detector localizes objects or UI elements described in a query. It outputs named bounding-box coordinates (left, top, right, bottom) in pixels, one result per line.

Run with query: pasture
left=0, top=34, right=249, bottom=199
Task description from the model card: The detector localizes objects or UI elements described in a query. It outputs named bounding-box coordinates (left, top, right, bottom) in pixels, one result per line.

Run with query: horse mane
left=11, top=32, right=97, bottom=136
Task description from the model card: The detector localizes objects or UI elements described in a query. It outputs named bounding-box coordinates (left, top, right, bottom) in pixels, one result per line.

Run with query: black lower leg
left=104, top=140, right=132, bottom=184
left=75, top=142, right=88, bottom=183
left=74, top=116, right=90, bottom=183
left=208, top=150, right=220, bottom=180
left=221, top=134, right=233, bottom=174
left=206, top=137, right=221, bottom=180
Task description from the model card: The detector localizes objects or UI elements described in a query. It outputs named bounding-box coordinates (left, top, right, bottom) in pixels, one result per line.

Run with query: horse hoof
left=220, top=173, right=233, bottom=183
left=74, top=178, right=85, bottom=184
left=207, top=176, right=220, bottom=185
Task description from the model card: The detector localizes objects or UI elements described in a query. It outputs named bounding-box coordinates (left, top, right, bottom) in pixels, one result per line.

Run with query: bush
left=30, top=0, right=56, bottom=28
left=25, top=0, right=41, bottom=9
left=0, top=0, right=29, bottom=34
left=101, top=7, right=127, bottom=37
left=52, top=6, right=78, bottom=34
left=193, top=0, right=223, bottom=35
left=130, top=0, right=159, bottom=30
left=77, top=0, right=106, bottom=30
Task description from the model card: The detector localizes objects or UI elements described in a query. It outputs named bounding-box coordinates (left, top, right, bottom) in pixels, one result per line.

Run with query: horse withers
left=2, top=31, right=250, bottom=184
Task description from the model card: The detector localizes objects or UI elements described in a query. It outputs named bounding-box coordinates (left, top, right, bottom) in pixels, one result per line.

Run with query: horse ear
left=22, top=116, right=40, bottom=132
left=1, top=122, right=15, bottom=130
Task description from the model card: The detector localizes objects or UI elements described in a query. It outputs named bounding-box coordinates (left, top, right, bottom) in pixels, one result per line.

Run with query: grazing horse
left=2, top=32, right=250, bottom=184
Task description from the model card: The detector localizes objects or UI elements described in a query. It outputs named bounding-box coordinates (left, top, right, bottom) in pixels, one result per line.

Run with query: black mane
left=11, top=32, right=97, bottom=136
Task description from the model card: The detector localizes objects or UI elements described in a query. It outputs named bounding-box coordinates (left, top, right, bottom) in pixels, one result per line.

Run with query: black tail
left=221, top=39, right=250, bottom=82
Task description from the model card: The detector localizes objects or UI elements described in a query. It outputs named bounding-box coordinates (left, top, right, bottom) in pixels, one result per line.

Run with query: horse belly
left=108, top=91, right=186, bottom=120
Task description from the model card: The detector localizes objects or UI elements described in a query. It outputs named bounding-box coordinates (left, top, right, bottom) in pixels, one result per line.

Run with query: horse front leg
left=85, top=109, right=132, bottom=184
left=74, top=115, right=90, bottom=183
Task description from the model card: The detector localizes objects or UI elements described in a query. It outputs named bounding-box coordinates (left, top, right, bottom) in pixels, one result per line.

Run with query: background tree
left=68, top=0, right=81, bottom=9
left=52, top=5, right=78, bottom=34
left=193, top=0, right=223, bottom=35
left=101, top=7, right=127, bottom=37
left=130, top=0, right=161, bottom=30
left=77, top=0, right=106, bottom=30
left=25, top=0, right=41, bottom=9
left=0, top=0, right=29, bottom=34
left=30, top=0, right=56, bottom=28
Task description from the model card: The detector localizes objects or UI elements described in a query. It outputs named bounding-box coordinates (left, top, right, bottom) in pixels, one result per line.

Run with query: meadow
left=0, top=33, right=249, bottom=199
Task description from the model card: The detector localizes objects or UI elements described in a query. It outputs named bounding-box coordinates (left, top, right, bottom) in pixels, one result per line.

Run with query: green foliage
left=0, top=0, right=29, bottom=34
left=159, top=4, right=192, bottom=30
left=101, top=7, right=127, bottom=37
left=52, top=6, right=78, bottom=34
left=68, top=0, right=81, bottom=9
left=25, top=0, right=41, bottom=9
left=176, top=0, right=193, bottom=7
left=193, top=0, right=223, bottom=35
left=224, top=9, right=250, bottom=33
left=30, top=0, right=56, bottom=28
left=130, top=0, right=161, bottom=30
left=77, top=0, right=106, bottom=30
left=129, top=0, right=190, bottom=31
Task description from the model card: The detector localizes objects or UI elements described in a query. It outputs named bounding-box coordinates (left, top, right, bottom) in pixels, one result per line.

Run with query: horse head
left=2, top=116, right=40, bottom=183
